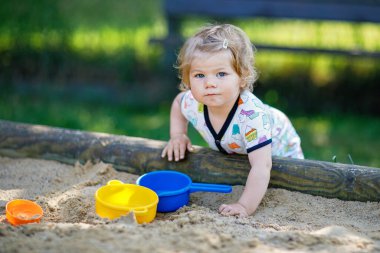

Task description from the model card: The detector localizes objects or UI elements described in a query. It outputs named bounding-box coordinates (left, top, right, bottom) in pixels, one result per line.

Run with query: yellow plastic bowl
left=95, top=180, right=159, bottom=224
left=6, top=199, right=43, bottom=226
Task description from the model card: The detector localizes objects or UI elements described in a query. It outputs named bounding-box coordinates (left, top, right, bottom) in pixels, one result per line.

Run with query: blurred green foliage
left=0, top=0, right=165, bottom=90
left=0, top=0, right=161, bottom=32
left=1, top=1, right=380, bottom=113
left=1, top=0, right=380, bottom=167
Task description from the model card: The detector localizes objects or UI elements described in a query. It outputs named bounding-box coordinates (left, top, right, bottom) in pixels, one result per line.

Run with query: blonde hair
left=176, top=24, right=258, bottom=92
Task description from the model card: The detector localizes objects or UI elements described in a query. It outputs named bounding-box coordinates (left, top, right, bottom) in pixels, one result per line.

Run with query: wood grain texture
left=0, top=120, right=379, bottom=202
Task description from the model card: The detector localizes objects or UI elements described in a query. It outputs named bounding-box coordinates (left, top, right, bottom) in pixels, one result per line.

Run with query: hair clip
left=222, top=39, right=228, bottom=49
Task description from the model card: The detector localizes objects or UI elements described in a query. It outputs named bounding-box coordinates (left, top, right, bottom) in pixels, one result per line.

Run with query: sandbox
left=0, top=120, right=379, bottom=252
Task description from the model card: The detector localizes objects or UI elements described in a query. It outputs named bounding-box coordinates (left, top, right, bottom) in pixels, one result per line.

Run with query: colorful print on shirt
left=180, top=90, right=272, bottom=154
left=180, top=90, right=304, bottom=159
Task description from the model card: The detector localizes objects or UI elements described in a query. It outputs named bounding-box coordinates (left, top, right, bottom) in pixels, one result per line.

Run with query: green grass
left=1, top=87, right=379, bottom=168
left=293, top=115, right=380, bottom=167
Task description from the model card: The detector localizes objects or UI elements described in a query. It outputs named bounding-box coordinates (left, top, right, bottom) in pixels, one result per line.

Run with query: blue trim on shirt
left=246, top=139, right=272, bottom=153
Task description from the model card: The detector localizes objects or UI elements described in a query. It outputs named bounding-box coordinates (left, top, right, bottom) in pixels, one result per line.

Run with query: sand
left=0, top=156, right=379, bottom=253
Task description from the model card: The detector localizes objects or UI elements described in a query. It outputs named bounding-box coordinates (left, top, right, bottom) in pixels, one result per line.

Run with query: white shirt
left=181, top=89, right=304, bottom=158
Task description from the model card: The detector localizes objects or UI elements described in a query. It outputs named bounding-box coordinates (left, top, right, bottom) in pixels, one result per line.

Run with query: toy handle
left=190, top=183, right=232, bottom=193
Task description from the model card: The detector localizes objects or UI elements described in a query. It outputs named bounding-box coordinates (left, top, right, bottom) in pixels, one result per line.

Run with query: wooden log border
left=0, top=120, right=379, bottom=202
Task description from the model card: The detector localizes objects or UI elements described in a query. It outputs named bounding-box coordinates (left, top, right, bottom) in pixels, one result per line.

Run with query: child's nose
left=205, top=78, right=217, bottom=88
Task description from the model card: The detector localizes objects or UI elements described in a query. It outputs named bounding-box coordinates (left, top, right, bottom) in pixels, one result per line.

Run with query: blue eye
left=216, top=72, right=227, bottom=78
left=194, top=73, right=205, bottom=78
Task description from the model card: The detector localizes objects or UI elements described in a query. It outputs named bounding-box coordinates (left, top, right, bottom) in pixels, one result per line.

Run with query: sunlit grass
left=30, top=31, right=63, bottom=50
left=182, top=19, right=380, bottom=51
left=1, top=19, right=379, bottom=55
left=0, top=23, right=166, bottom=62
left=255, top=52, right=379, bottom=88
left=0, top=18, right=379, bottom=90
left=180, top=19, right=380, bottom=88
left=69, top=25, right=165, bottom=60
left=240, top=20, right=380, bottom=51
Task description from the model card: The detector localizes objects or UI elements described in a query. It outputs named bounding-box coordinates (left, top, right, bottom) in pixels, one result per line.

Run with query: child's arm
left=161, top=92, right=194, bottom=161
left=219, top=144, right=272, bottom=217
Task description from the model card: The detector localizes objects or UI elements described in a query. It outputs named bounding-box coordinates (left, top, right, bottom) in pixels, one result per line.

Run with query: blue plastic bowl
left=136, top=170, right=232, bottom=212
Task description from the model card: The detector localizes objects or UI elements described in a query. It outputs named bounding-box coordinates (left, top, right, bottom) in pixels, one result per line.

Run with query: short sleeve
left=238, top=93, right=272, bottom=153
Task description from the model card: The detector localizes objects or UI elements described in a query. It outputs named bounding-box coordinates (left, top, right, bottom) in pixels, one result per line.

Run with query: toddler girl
left=161, top=24, right=304, bottom=217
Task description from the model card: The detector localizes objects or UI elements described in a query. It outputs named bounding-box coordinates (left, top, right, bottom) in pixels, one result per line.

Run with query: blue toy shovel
left=136, top=170, right=232, bottom=212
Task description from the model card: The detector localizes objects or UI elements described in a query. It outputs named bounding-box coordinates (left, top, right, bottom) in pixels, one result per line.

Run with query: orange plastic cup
left=6, top=199, right=43, bottom=226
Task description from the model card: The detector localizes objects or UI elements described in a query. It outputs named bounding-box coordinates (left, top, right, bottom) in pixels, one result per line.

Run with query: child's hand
left=219, top=203, right=249, bottom=217
left=161, top=134, right=194, bottom=162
